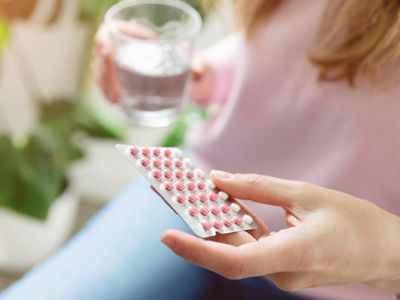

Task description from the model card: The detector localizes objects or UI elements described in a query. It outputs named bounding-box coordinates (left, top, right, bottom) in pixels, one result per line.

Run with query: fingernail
left=211, top=170, right=233, bottom=180
left=161, top=237, right=176, bottom=251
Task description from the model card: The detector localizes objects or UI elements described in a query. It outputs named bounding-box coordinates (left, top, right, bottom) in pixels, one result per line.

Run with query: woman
left=1, top=0, right=399, bottom=299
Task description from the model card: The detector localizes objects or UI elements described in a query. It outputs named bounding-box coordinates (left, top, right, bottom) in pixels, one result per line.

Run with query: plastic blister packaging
left=116, top=144, right=256, bottom=238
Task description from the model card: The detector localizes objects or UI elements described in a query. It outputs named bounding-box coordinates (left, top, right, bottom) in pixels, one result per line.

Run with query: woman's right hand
left=92, top=23, right=215, bottom=105
left=161, top=171, right=400, bottom=294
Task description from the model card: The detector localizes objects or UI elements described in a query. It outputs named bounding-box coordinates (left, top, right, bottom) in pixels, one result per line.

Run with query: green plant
left=0, top=100, right=124, bottom=220
left=0, top=1, right=129, bottom=220
left=0, top=15, right=8, bottom=53
left=79, top=0, right=121, bottom=21
left=161, top=105, right=211, bottom=147
left=79, top=0, right=205, bottom=21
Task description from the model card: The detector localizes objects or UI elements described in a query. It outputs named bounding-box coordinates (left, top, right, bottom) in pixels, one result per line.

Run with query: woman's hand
left=92, top=23, right=215, bottom=104
left=161, top=171, right=400, bottom=293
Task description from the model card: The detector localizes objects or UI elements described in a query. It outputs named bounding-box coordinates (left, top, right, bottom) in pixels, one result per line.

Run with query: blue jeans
left=0, top=178, right=309, bottom=300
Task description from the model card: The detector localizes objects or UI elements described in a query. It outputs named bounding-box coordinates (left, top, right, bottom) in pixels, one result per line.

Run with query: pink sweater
left=187, top=1, right=400, bottom=299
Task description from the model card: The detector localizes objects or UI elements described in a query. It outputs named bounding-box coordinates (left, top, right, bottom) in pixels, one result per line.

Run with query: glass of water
left=105, top=0, right=202, bottom=127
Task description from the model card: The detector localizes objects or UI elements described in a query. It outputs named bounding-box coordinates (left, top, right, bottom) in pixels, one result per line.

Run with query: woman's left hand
left=161, top=171, right=400, bottom=293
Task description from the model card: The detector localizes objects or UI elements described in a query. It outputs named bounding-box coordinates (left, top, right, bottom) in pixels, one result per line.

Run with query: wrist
left=367, top=213, right=400, bottom=293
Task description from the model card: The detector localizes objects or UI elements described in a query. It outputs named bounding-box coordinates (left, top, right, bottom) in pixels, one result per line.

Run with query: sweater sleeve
left=195, top=34, right=240, bottom=107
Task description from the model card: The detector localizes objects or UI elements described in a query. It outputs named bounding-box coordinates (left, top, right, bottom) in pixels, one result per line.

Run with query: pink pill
left=197, top=181, right=205, bottom=190
left=163, top=170, right=173, bottom=179
left=152, top=170, right=162, bottom=180
left=140, top=158, right=150, bottom=168
left=130, top=147, right=139, bottom=157
left=175, top=194, right=185, bottom=204
left=213, top=221, right=223, bottom=229
left=209, top=193, right=218, bottom=202
left=153, top=148, right=161, bottom=157
left=221, top=204, right=230, bottom=214
left=175, top=160, right=183, bottom=169
left=186, top=171, right=194, bottom=180
left=188, top=194, right=197, bottom=203
left=233, top=216, right=243, bottom=225
left=164, top=159, right=172, bottom=168
left=163, top=182, right=173, bottom=192
left=142, top=148, right=151, bottom=157
left=164, top=149, right=172, bottom=157
left=199, top=193, right=208, bottom=203
left=211, top=206, right=220, bottom=215
left=176, top=182, right=185, bottom=192
left=224, top=219, right=232, bottom=227
left=201, top=221, right=212, bottom=231
left=200, top=207, right=209, bottom=216
left=153, top=159, right=162, bottom=168
left=187, top=182, right=196, bottom=192
left=188, top=206, right=198, bottom=217
left=175, top=170, right=183, bottom=179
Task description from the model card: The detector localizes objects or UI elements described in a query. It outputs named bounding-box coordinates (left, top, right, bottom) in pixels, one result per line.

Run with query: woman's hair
left=203, top=0, right=400, bottom=86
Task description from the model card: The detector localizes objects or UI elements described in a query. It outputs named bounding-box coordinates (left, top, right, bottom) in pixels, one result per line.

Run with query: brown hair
left=203, top=0, right=400, bottom=86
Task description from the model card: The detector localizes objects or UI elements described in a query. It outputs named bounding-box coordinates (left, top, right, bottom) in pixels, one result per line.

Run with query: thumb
left=210, top=171, right=300, bottom=208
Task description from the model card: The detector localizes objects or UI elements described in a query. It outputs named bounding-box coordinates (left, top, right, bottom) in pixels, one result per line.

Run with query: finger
left=94, top=24, right=113, bottom=57
left=234, top=199, right=270, bottom=239
left=98, top=48, right=122, bottom=103
left=259, top=227, right=310, bottom=273
left=95, top=21, right=158, bottom=55
left=93, top=25, right=122, bottom=102
left=207, top=230, right=256, bottom=246
left=161, top=228, right=305, bottom=279
left=161, top=229, right=255, bottom=279
left=114, top=20, right=159, bottom=40
left=210, top=171, right=302, bottom=208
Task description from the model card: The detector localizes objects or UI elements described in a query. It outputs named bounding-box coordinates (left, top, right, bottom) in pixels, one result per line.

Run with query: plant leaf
left=74, top=101, right=126, bottom=140
left=0, top=15, right=8, bottom=53
left=160, top=105, right=209, bottom=147
left=0, top=135, right=63, bottom=220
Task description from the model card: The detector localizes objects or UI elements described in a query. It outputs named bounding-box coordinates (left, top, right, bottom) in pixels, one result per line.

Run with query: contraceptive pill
left=116, top=144, right=257, bottom=238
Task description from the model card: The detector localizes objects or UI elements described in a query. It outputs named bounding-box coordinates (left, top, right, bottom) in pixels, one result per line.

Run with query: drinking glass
left=105, top=0, right=202, bottom=127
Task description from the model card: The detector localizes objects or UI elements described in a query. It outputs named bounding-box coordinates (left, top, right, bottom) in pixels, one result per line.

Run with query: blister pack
left=116, top=144, right=257, bottom=238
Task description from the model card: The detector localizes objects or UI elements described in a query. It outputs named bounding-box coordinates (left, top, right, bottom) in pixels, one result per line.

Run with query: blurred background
left=0, top=0, right=232, bottom=290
